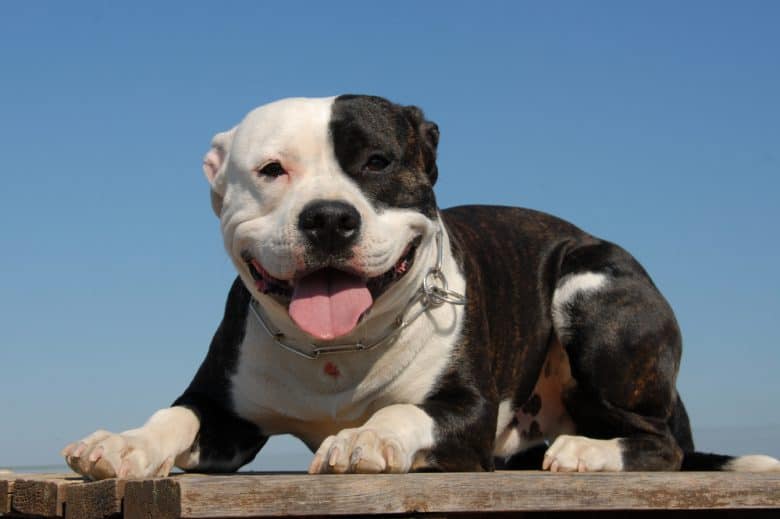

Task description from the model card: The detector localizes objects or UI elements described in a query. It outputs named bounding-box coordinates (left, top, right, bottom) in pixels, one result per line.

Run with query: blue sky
left=1, top=1, right=778, bottom=470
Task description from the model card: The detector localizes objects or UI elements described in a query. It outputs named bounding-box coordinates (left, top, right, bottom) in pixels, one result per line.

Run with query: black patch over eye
left=257, top=162, right=286, bottom=178
left=363, top=154, right=391, bottom=173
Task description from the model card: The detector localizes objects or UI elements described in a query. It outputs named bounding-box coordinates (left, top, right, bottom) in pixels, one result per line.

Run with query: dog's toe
left=310, top=427, right=411, bottom=474
left=62, top=430, right=172, bottom=480
left=349, top=430, right=388, bottom=473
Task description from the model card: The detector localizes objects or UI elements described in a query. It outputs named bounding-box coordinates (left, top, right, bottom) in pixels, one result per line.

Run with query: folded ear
left=403, top=106, right=440, bottom=185
left=202, top=127, right=236, bottom=215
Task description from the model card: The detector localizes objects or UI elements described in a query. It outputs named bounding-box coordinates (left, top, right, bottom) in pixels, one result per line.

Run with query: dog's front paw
left=543, top=435, right=623, bottom=472
left=309, top=427, right=411, bottom=474
left=61, top=429, right=174, bottom=480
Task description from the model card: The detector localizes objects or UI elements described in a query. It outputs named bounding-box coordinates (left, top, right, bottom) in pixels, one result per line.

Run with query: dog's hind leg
left=546, top=241, right=685, bottom=471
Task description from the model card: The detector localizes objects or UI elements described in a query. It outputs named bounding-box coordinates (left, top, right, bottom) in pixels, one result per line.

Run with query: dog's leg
left=62, top=398, right=266, bottom=479
left=547, top=243, right=686, bottom=472
left=171, top=392, right=267, bottom=473
left=62, top=406, right=200, bottom=480
left=64, top=279, right=267, bottom=479
left=310, top=379, right=494, bottom=474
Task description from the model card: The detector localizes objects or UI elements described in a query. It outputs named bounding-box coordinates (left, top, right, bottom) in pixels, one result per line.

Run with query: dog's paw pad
left=543, top=435, right=623, bottom=472
left=309, top=427, right=410, bottom=474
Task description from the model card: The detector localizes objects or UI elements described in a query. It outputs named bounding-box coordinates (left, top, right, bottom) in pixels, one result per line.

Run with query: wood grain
left=0, top=477, right=12, bottom=514
left=120, top=471, right=780, bottom=518
left=124, top=478, right=181, bottom=519
left=11, top=475, right=82, bottom=517
left=3, top=471, right=779, bottom=518
left=64, top=479, right=126, bottom=519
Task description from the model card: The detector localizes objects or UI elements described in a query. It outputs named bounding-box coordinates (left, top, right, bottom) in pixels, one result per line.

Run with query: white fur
left=62, top=406, right=199, bottom=479
left=63, top=96, right=780, bottom=479
left=308, top=404, right=435, bottom=473
left=544, top=435, right=624, bottom=472
left=64, top=96, right=463, bottom=479
left=552, top=272, right=608, bottom=336
left=230, top=217, right=464, bottom=453
left=211, top=98, right=465, bottom=464
left=493, top=399, right=540, bottom=458
left=494, top=337, right=579, bottom=460
left=725, top=454, right=780, bottom=472
left=210, top=96, right=431, bottom=296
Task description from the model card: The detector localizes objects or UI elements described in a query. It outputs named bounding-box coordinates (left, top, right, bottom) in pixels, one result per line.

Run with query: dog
left=63, top=95, right=780, bottom=479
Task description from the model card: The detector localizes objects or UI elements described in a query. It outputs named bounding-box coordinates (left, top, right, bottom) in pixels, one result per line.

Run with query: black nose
left=298, top=200, right=361, bottom=253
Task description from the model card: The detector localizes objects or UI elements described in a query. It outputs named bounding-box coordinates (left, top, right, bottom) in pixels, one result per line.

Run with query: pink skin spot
left=324, top=361, right=340, bottom=378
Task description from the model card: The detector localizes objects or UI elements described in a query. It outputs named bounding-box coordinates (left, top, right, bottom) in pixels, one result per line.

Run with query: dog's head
left=203, top=95, right=441, bottom=342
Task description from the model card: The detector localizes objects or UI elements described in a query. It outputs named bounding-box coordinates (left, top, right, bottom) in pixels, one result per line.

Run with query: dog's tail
left=681, top=451, right=780, bottom=471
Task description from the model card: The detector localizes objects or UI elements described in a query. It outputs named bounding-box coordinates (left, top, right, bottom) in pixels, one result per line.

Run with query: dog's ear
left=403, top=105, right=440, bottom=185
left=202, top=127, right=236, bottom=216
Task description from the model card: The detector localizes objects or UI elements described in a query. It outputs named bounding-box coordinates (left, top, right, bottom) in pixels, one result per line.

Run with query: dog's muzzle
left=244, top=235, right=421, bottom=342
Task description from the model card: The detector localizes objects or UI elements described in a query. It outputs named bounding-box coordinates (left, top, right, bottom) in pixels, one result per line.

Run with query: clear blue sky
left=1, top=1, right=778, bottom=469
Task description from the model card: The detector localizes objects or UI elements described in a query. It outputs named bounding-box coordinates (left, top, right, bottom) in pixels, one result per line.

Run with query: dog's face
left=203, top=95, right=441, bottom=341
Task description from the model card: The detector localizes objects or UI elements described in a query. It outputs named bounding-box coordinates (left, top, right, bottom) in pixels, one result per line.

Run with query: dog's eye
left=363, top=154, right=391, bottom=173
left=257, top=162, right=286, bottom=178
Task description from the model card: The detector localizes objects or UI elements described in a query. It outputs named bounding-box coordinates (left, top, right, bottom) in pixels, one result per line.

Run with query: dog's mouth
left=243, top=236, right=421, bottom=340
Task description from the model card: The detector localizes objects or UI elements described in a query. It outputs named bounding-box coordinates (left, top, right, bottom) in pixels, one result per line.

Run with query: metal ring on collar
left=422, top=268, right=466, bottom=306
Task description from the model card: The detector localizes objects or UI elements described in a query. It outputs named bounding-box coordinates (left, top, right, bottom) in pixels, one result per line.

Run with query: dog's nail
left=542, top=455, right=552, bottom=470
left=309, top=454, right=324, bottom=474
left=72, top=443, right=87, bottom=458
left=89, top=446, right=104, bottom=462
left=328, top=447, right=340, bottom=467
left=577, top=460, right=586, bottom=472
left=384, top=445, right=395, bottom=470
left=61, top=443, right=75, bottom=457
left=349, top=446, right=363, bottom=467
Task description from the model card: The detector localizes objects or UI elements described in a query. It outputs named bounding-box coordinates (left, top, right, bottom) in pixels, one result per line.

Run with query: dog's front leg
left=62, top=406, right=199, bottom=480
left=309, top=404, right=435, bottom=474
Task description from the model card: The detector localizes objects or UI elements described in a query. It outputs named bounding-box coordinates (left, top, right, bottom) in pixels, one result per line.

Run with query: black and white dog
left=63, top=95, right=779, bottom=479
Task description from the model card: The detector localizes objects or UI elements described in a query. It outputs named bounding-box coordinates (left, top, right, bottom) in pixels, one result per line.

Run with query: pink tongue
left=289, top=269, right=373, bottom=340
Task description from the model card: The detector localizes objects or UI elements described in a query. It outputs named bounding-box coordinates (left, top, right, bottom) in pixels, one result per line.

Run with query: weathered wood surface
left=66, top=479, right=126, bottom=519
left=1, top=471, right=779, bottom=518
left=7, top=473, right=84, bottom=517
left=141, top=472, right=780, bottom=517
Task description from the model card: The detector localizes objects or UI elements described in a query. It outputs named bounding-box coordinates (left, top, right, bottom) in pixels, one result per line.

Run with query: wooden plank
left=11, top=474, right=84, bottom=518
left=65, top=479, right=126, bottom=519
left=122, top=471, right=780, bottom=518
left=0, top=477, right=13, bottom=514
left=0, top=472, right=56, bottom=515
left=124, top=478, right=181, bottom=519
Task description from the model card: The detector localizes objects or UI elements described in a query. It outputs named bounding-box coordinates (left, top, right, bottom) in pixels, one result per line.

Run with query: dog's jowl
left=63, top=95, right=780, bottom=478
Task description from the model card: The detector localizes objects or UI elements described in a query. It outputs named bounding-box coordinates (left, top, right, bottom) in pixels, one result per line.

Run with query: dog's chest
left=228, top=306, right=461, bottom=442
